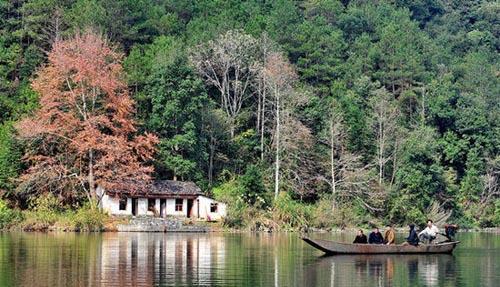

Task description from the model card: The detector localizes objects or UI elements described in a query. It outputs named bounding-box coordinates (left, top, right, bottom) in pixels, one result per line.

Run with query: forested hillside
left=0, top=0, right=498, bottom=229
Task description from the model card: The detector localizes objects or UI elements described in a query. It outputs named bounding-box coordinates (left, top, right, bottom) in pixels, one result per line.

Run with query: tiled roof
left=149, top=180, right=202, bottom=196
left=108, top=180, right=203, bottom=197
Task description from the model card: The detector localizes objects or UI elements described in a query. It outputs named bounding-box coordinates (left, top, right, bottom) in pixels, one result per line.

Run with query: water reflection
left=100, top=233, right=226, bottom=286
left=0, top=232, right=498, bottom=286
left=305, top=254, right=456, bottom=287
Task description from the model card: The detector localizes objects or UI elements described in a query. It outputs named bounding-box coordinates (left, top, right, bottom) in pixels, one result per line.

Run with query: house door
left=160, top=199, right=166, bottom=217
left=187, top=199, right=194, bottom=218
left=131, top=198, right=138, bottom=216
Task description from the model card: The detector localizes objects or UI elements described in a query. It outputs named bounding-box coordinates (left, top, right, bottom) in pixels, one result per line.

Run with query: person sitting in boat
left=384, top=224, right=396, bottom=245
left=353, top=229, right=368, bottom=244
left=403, top=224, right=419, bottom=246
left=418, top=219, right=439, bottom=243
left=368, top=227, right=384, bottom=244
left=443, top=224, right=458, bottom=242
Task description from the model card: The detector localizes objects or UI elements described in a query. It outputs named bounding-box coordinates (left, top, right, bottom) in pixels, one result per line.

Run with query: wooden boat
left=302, top=237, right=460, bottom=255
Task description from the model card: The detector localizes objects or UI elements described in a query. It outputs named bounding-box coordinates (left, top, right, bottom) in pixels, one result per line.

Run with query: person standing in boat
left=353, top=229, right=368, bottom=244
left=384, top=224, right=396, bottom=245
left=418, top=219, right=439, bottom=243
left=368, top=227, right=384, bottom=244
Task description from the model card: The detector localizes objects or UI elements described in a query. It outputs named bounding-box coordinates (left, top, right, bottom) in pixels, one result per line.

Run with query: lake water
left=0, top=232, right=498, bottom=286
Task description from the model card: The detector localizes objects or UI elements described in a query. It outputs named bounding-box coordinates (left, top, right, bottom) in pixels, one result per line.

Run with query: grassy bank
left=0, top=195, right=113, bottom=232
left=215, top=191, right=379, bottom=232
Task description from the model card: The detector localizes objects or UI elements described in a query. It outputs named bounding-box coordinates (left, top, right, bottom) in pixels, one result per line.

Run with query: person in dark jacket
left=368, top=227, right=384, bottom=244
left=405, top=224, right=419, bottom=246
left=443, top=224, right=459, bottom=242
left=353, top=229, right=368, bottom=244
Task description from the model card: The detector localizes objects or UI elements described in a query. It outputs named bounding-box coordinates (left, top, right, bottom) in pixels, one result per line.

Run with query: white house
left=100, top=180, right=226, bottom=221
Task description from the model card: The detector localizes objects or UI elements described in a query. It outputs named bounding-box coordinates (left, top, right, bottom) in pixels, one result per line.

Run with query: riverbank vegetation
left=0, top=195, right=110, bottom=231
left=0, top=1, right=498, bottom=231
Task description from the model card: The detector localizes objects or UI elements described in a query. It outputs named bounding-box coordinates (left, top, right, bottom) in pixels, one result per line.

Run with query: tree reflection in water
left=1, top=232, right=497, bottom=287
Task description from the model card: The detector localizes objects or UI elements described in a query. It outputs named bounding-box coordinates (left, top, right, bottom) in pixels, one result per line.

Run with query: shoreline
left=4, top=210, right=499, bottom=234
left=4, top=226, right=500, bottom=234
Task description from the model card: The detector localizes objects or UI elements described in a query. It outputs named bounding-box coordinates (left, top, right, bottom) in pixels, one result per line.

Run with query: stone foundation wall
left=116, top=217, right=208, bottom=232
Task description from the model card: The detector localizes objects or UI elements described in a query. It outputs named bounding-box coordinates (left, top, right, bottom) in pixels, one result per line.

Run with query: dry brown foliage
left=17, top=32, right=158, bottom=203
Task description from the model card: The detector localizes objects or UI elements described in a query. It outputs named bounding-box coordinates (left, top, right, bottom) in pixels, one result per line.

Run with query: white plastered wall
left=101, top=194, right=132, bottom=215
left=137, top=198, right=148, bottom=215
left=166, top=198, right=187, bottom=216
left=196, top=195, right=226, bottom=220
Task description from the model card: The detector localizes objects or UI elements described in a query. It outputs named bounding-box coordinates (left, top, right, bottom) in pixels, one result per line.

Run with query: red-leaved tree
left=16, top=32, right=158, bottom=205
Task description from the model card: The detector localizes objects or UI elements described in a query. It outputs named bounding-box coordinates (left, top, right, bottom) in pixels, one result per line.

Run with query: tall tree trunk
left=260, top=78, right=266, bottom=162
left=378, top=117, right=384, bottom=185
left=229, top=118, right=235, bottom=139
left=208, top=137, right=215, bottom=187
left=420, top=86, right=426, bottom=124
left=390, top=138, right=398, bottom=188
left=330, top=120, right=336, bottom=211
left=274, top=88, right=280, bottom=199
left=173, top=144, right=179, bottom=181
left=88, top=149, right=96, bottom=209
left=257, top=80, right=261, bottom=134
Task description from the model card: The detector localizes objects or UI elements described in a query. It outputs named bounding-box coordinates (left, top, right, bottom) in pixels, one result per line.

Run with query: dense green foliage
left=0, top=199, right=22, bottom=229
left=0, top=123, right=22, bottom=192
left=0, top=0, right=498, bottom=229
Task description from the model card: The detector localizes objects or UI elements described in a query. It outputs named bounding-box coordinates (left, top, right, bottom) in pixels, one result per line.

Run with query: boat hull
left=302, top=237, right=459, bottom=255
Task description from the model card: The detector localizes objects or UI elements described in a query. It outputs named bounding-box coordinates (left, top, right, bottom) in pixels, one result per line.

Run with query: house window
left=148, top=199, right=156, bottom=212
left=175, top=199, right=183, bottom=211
left=119, top=198, right=127, bottom=211
left=210, top=203, right=218, bottom=213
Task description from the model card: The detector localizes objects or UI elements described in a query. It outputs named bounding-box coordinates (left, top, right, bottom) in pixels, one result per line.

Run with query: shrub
left=213, top=173, right=271, bottom=229
left=312, top=198, right=370, bottom=229
left=20, top=194, right=107, bottom=231
left=213, top=179, right=244, bottom=227
left=21, top=194, right=62, bottom=229
left=388, top=193, right=425, bottom=224
left=272, top=192, right=312, bottom=229
left=311, top=197, right=335, bottom=228
left=212, top=179, right=242, bottom=204
left=0, top=199, right=22, bottom=229
left=453, top=208, right=476, bottom=229
left=477, top=200, right=500, bottom=228
left=240, top=165, right=269, bottom=207
left=29, top=193, right=64, bottom=212
left=243, top=206, right=276, bottom=231
left=221, top=198, right=247, bottom=228
left=72, top=203, right=107, bottom=231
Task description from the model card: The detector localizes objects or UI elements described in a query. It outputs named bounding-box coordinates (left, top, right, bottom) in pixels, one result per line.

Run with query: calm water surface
left=0, top=232, right=498, bottom=286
